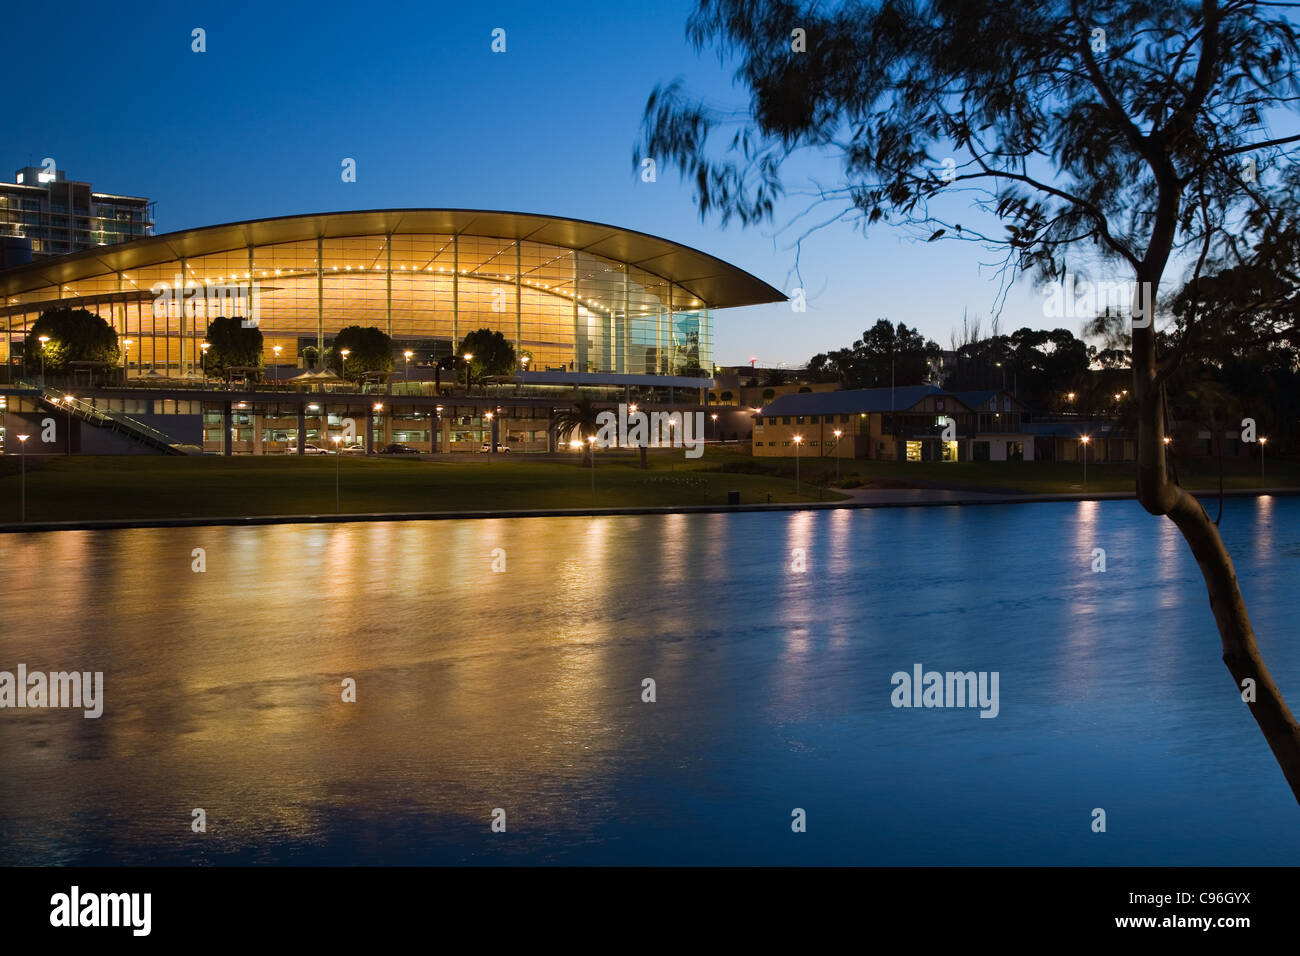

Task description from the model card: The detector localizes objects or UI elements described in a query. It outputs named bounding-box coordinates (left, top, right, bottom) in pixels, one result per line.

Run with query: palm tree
left=553, top=397, right=602, bottom=466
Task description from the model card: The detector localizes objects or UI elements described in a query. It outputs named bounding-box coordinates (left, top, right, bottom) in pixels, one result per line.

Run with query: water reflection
left=0, top=498, right=1297, bottom=865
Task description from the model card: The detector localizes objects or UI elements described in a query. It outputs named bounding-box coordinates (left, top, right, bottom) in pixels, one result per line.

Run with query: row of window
left=760, top=414, right=853, bottom=425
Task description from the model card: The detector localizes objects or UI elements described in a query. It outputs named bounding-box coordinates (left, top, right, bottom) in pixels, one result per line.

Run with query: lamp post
left=793, top=434, right=803, bottom=497
left=463, top=353, right=473, bottom=391
left=435, top=404, right=443, bottom=454
left=17, top=434, right=29, bottom=521
left=833, top=428, right=843, bottom=482
left=37, top=335, right=49, bottom=388
left=1080, top=435, right=1090, bottom=489
left=122, top=339, right=133, bottom=383
left=404, top=350, right=413, bottom=382
left=587, top=435, right=597, bottom=499
left=200, top=342, right=210, bottom=378
left=273, top=345, right=283, bottom=383
left=339, top=348, right=351, bottom=383
left=58, top=395, right=74, bottom=455
left=1260, top=436, right=1267, bottom=486
left=332, top=435, right=343, bottom=511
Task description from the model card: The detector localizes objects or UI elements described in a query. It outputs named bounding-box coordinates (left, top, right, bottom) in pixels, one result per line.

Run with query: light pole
left=1260, top=436, right=1267, bottom=486
left=60, top=395, right=74, bottom=455
left=833, top=428, right=843, bottom=482
left=332, top=435, right=343, bottom=511
left=404, top=350, right=413, bottom=382
left=17, top=434, right=28, bottom=521
left=587, top=435, right=596, bottom=499
left=339, top=348, right=351, bottom=383
left=122, top=339, right=133, bottom=383
left=1081, top=435, right=1090, bottom=489
left=435, top=404, right=443, bottom=454
left=200, top=342, right=210, bottom=379
left=463, top=352, right=473, bottom=392
left=793, top=434, right=803, bottom=497
left=273, top=345, right=283, bottom=383
left=38, top=336, right=49, bottom=388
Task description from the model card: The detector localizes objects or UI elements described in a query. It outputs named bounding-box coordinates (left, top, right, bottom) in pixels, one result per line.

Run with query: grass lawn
left=0, top=451, right=845, bottom=523
left=0, top=446, right=1288, bottom=524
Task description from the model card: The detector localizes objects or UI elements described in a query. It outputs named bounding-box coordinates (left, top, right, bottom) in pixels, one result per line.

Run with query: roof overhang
left=0, top=208, right=786, bottom=309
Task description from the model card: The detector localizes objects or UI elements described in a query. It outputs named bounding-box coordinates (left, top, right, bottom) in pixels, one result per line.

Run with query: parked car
left=339, top=444, right=367, bottom=454
left=479, top=442, right=512, bottom=453
left=286, top=443, right=330, bottom=454
left=379, top=443, right=421, bottom=455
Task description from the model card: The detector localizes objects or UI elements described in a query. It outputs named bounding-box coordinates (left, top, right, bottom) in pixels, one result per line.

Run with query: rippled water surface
left=1, top=498, right=1297, bottom=864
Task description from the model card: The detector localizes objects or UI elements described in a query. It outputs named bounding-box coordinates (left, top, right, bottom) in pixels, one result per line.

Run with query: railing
left=38, top=388, right=195, bottom=455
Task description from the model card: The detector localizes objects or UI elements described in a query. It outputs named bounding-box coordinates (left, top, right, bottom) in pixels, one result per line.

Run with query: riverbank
left=0, top=453, right=846, bottom=527
left=0, top=451, right=1293, bottom=532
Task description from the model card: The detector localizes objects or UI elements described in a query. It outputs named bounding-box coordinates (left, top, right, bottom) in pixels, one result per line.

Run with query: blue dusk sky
left=2, top=0, right=1227, bottom=365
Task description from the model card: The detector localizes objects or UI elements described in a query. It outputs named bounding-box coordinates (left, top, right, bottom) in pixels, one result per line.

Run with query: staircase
left=38, top=389, right=198, bottom=455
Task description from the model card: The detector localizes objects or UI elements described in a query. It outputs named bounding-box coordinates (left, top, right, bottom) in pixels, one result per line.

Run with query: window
left=810, top=415, right=819, bottom=424
left=782, top=416, right=791, bottom=425
left=906, top=440, right=922, bottom=462
left=840, top=415, right=849, bottom=423
left=1007, top=441, right=1024, bottom=462
left=974, top=441, right=990, bottom=461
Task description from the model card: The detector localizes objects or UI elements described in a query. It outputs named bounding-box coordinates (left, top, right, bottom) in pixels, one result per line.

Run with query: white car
left=479, top=442, right=511, bottom=453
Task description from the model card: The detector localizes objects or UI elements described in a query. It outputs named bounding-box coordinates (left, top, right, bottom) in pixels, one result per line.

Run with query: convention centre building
left=0, top=209, right=783, bottom=455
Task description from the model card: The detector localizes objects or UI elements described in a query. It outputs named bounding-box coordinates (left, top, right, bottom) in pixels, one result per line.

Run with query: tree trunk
left=1133, top=268, right=1300, bottom=804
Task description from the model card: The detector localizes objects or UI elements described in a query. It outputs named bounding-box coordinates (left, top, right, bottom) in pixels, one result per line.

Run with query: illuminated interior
left=0, top=211, right=786, bottom=380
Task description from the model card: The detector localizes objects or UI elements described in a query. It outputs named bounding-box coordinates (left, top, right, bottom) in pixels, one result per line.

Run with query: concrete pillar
left=296, top=403, right=306, bottom=455
left=222, top=401, right=233, bottom=456
left=252, top=411, right=263, bottom=456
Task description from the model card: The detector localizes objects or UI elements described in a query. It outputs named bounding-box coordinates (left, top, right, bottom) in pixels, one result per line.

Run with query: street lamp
left=1260, top=436, right=1267, bottom=486
left=200, top=342, right=211, bottom=378
left=52, top=395, right=75, bottom=455
left=793, top=434, right=803, bottom=497
left=1080, top=435, right=1090, bottom=489
left=273, top=345, right=283, bottom=383
left=37, top=335, right=49, bottom=388
left=332, top=435, right=343, bottom=511
left=404, top=350, right=413, bottom=382
left=339, top=348, right=351, bottom=381
left=833, top=428, right=843, bottom=482
left=587, top=435, right=597, bottom=498
left=16, top=434, right=29, bottom=521
left=463, top=353, right=473, bottom=391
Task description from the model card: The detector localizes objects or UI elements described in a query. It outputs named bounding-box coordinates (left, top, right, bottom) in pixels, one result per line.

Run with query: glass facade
left=1, top=231, right=714, bottom=378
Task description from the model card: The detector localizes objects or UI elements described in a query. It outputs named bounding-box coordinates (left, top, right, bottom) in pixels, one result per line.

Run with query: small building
left=751, top=385, right=1127, bottom=462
